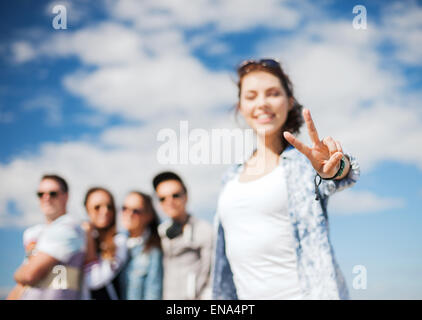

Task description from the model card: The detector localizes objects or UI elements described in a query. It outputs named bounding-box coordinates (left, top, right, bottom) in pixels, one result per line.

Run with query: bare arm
left=14, top=252, right=59, bottom=286
left=6, top=284, right=26, bottom=300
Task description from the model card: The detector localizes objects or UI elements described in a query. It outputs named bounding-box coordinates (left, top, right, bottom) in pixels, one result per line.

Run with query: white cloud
left=14, top=24, right=235, bottom=121
left=62, top=56, right=235, bottom=120
left=330, top=189, right=405, bottom=215
left=2, top=0, right=422, bottom=229
left=22, top=95, right=62, bottom=126
left=189, top=33, right=231, bottom=56
left=0, top=111, right=240, bottom=228
left=257, top=17, right=422, bottom=171
left=41, top=22, right=146, bottom=66
left=380, top=1, right=422, bottom=66
left=108, top=0, right=302, bottom=32
left=11, top=41, right=36, bottom=63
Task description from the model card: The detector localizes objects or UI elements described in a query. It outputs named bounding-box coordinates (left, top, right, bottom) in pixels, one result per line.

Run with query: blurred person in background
left=212, top=59, right=360, bottom=300
left=153, top=171, right=213, bottom=300
left=82, top=187, right=127, bottom=300
left=7, top=174, right=86, bottom=300
left=118, top=191, right=163, bottom=300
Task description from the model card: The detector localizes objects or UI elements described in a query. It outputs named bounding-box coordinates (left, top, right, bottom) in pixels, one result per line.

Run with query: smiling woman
left=212, top=59, right=360, bottom=300
left=118, top=191, right=163, bottom=300
left=82, top=187, right=128, bottom=300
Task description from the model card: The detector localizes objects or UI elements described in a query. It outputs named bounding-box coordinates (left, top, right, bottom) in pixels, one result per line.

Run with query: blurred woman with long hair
left=82, top=187, right=127, bottom=300
left=118, top=191, right=163, bottom=300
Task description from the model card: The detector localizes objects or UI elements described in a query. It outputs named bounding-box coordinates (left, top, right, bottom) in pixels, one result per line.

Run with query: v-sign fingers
left=335, top=140, right=343, bottom=153
left=323, top=136, right=338, bottom=157
left=284, top=131, right=311, bottom=158
left=303, top=109, right=320, bottom=145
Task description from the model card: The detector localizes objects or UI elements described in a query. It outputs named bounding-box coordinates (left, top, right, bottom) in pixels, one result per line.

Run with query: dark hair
left=84, top=187, right=117, bottom=260
left=41, top=174, right=68, bottom=193
left=152, top=171, right=187, bottom=194
left=236, top=59, right=304, bottom=148
left=128, top=191, right=162, bottom=252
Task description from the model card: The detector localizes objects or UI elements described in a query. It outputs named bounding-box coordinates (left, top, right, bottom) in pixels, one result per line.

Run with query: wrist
left=319, top=155, right=349, bottom=180
left=336, top=154, right=350, bottom=180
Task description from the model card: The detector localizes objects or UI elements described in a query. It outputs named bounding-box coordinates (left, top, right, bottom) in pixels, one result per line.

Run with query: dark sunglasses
left=37, top=191, right=61, bottom=199
left=122, top=206, right=147, bottom=215
left=238, top=58, right=280, bottom=74
left=93, top=204, right=113, bottom=211
left=158, top=192, right=185, bottom=203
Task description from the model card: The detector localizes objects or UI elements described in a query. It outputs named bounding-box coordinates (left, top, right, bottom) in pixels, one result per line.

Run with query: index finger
left=283, top=131, right=311, bottom=158
left=303, top=109, right=320, bottom=145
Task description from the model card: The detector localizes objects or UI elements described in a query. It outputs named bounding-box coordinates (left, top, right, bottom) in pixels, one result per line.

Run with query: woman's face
left=86, top=190, right=115, bottom=229
left=121, top=193, right=152, bottom=234
left=239, top=71, right=292, bottom=138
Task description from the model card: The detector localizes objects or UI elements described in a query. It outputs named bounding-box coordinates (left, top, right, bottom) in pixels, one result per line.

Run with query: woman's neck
left=243, top=133, right=283, bottom=177
left=130, top=227, right=145, bottom=238
left=255, top=133, right=284, bottom=159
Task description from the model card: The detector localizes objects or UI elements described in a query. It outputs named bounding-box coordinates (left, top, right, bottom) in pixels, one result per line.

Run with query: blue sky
left=1, top=0, right=422, bottom=299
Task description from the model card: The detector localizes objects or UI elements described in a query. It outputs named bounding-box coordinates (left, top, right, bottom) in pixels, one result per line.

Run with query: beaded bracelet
left=323, top=155, right=346, bottom=180
left=314, top=155, right=346, bottom=200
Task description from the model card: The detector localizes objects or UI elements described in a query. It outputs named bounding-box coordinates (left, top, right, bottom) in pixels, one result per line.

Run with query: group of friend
left=8, top=171, right=213, bottom=300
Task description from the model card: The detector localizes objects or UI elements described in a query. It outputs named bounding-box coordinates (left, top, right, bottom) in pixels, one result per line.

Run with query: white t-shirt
left=217, top=165, right=303, bottom=300
left=36, top=214, right=86, bottom=262
left=20, top=214, right=86, bottom=300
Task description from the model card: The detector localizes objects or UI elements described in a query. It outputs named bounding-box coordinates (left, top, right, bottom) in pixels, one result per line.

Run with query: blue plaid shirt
left=212, top=145, right=360, bottom=300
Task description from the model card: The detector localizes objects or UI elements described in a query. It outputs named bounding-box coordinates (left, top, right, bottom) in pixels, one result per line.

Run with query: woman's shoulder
left=221, top=163, right=242, bottom=185
left=281, top=145, right=314, bottom=171
left=148, top=246, right=163, bottom=256
left=220, top=146, right=311, bottom=184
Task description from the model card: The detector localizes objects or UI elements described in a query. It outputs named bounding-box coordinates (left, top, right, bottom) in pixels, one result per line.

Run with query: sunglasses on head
left=122, top=206, right=147, bottom=215
left=37, top=191, right=61, bottom=199
left=158, top=192, right=185, bottom=203
left=237, top=58, right=281, bottom=74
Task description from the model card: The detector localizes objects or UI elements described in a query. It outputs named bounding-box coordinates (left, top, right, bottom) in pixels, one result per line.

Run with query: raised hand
left=283, top=108, right=347, bottom=179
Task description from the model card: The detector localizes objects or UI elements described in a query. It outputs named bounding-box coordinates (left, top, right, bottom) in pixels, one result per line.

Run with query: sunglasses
left=93, top=204, right=113, bottom=211
left=122, top=206, right=147, bottom=215
left=37, top=191, right=61, bottom=199
left=237, top=58, right=281, bottom=75
left=158, top=192, right=185, bottom=203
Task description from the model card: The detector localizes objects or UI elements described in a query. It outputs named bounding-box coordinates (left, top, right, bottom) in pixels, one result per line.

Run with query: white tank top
left=217, top=165, right=303, bottom=299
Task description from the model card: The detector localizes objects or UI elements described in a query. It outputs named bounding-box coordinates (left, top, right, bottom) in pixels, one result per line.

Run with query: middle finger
left=323, top=136, right=338, bottom=156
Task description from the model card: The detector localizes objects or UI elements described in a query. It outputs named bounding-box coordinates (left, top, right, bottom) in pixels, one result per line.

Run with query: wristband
left=314, top=155, right=346, bottom=201
left=319, top=155, right=346, bottom=181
